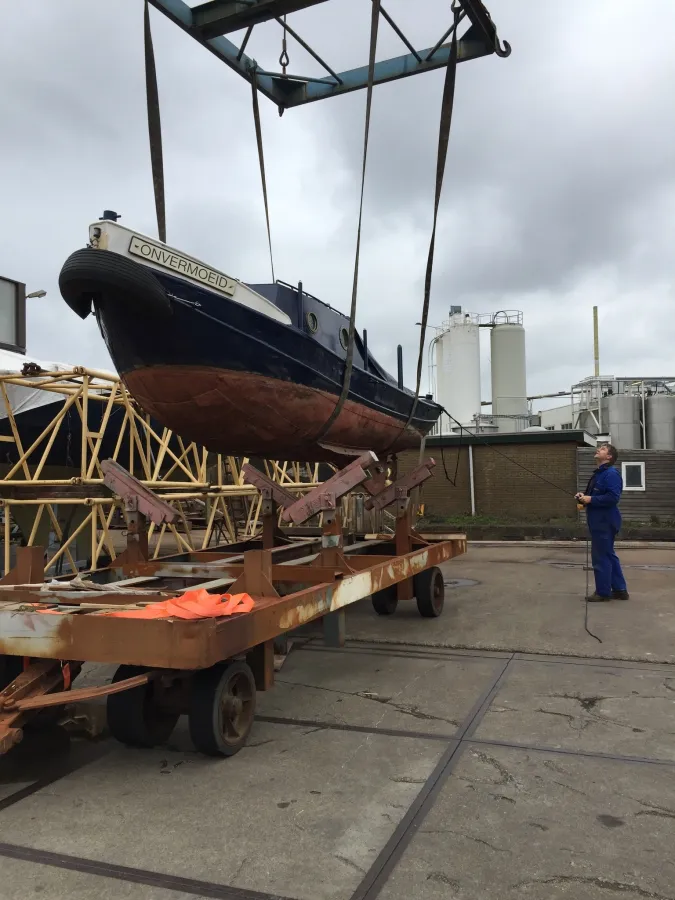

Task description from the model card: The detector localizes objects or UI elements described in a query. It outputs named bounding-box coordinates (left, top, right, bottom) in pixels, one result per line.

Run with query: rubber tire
left=189, top=661, right=256, bottom=758
left=371, top=586, right=398, bottom=616
left=59, top=248, right=171, bottom=320
left=107, top=665, right=178, bottom=748
left=414, top=566, right=445, bottom=618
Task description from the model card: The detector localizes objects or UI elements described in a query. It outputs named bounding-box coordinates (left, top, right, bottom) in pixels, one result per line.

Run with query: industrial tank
left=646, top=394, right=675, bottom=450
left=434, top=309, right=481, bottom=433
left=490, top=314, right=527, bottom=433
left=600, top=394, right=641, bottom=450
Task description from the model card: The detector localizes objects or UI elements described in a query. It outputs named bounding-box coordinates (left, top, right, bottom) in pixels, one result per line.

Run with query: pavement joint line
left=301, top=640, right=675, bottom=673
left=0, top=842, right=293, bottom=900
left=349, top=654, right=515, bottom=900
left=0, top=742, right=111, bottom=814
left=2, top=640, right=669, bottom=897
left=512, top=654, right=675, bottom=674
left=464, top=737, right=675, bottom=768
left=255, top=715, right=452, bottom=742
left=298, top=645, right=506, bottom=665
left=256, top=716, right=675, bottom=769
left=304, top=637, right=509, bottom=659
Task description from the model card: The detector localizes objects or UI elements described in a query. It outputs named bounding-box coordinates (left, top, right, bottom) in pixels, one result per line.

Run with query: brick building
left=398, top=431, right=595, bottom=522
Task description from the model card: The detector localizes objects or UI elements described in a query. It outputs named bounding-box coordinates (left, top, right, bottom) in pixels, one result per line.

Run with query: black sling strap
left=144, top=0, right=166, bottom=243
left=313, top=0, right=381, bottom=442
left=392, top=3, right=461, bottom=447
left=250, top=67, right=276, bottom=282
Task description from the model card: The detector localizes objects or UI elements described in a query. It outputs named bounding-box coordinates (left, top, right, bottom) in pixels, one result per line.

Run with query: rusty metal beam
left=0, top=659, right=81, bottom=753
left=365, top=458, right=436, bottom=512
left=0, top=537, right=466, bottom=670
left=281, top=452, right=376, bottom=525
left=102, top=460, right=177, bottom=526
left=8, top=671, right=159, bottom=712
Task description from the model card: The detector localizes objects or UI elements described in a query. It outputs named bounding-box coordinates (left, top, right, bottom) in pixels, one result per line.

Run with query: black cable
left=436, top=420, right=457, bottom=486
left=584, top=538, right=602, bottom=643
left=440, top=407, right=574, bottom=497
left=438, top=404, right=604, bottom=643
left=439, top=421, right=461, bottom=487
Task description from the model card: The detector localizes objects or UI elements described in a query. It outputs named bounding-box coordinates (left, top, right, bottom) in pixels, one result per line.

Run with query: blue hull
left=61, top=251, right=442, bottom=461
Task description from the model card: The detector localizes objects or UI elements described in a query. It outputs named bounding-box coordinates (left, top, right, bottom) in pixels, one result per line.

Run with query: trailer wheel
left=107, top=665, right=179, bottom=748
left=414, top=567, right=444, bottom=618
left=371, top=586, right=398, bottom=616
left=189, top=661, right=256, bottom=757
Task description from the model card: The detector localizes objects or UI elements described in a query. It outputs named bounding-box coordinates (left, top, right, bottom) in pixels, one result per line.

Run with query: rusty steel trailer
left=0, top=452, right=465, bottom=758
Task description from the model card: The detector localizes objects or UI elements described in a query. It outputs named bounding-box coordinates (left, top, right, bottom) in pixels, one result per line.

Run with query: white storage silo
left=434, top=309, right=481, bottom=433
left=646, top=394, right=675, bottom=450
left=600, top=394, right=641, bottom=449
left=490, top=313, right=527, bottom=432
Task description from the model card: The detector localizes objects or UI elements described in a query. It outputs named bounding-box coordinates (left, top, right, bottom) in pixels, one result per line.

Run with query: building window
left=0, top=276, right=26, bottom=353
left=561, top=423, right=573, bottom=430
left=622, top=461, right=645, bottom=491
left=545, top=425, right=555, bottom=431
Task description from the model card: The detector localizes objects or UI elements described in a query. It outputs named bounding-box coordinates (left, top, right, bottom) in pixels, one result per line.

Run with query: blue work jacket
left=585, top=463, right=623, bottom=533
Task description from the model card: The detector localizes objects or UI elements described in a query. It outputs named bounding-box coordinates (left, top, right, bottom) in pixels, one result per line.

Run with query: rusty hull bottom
left=0, top=538, right=466, bottom=670
left=123, top=366, right=426, bottom=461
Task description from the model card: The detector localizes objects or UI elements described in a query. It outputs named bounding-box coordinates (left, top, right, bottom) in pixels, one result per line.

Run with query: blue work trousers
left=590, top=528, right=627, bottom=597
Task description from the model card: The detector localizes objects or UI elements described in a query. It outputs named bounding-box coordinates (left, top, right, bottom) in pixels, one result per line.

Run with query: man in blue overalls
left=576, top=443, right=629, bottom=602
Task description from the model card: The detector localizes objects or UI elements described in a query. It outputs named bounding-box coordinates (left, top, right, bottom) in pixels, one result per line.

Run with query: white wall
left=539, top=402, right=578, bottom=430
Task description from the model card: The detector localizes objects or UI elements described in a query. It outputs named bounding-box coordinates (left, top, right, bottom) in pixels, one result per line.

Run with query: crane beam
left=193, top=0, right=331, bottom=39
left=147, top=0, right=509, bottom=110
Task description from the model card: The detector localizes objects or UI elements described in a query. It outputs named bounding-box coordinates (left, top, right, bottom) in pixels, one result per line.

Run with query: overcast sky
left=1, top=0, right=674, bottom=412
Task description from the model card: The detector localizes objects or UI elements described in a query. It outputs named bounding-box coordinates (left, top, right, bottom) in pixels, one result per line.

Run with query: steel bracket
left=281, top=452, right=377, bottom=525
left=365, top=458, right=436, bottom=512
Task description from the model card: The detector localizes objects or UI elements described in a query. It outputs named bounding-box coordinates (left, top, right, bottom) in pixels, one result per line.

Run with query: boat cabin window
left=306, top=311, right=318, bottom=333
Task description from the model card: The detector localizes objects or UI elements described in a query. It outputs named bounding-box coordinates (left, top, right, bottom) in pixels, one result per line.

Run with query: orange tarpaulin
left=104, top=589, right=255, bottom=620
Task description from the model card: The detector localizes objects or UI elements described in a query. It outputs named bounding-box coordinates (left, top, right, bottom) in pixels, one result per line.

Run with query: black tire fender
left=58, top=247, right=171, bottom=320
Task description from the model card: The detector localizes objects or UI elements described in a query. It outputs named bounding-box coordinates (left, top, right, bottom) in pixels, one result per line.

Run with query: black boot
left=586, top=592, right=612, bottom=602
left=612, top=589, right=630, bottom=600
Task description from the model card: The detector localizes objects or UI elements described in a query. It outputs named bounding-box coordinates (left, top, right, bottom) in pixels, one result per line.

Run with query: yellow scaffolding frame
left=0, top=367, right=320, bottom=574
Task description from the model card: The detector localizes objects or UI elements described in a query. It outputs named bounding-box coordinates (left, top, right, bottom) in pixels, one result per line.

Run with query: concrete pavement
left=0, top=542, right=673, bottom=900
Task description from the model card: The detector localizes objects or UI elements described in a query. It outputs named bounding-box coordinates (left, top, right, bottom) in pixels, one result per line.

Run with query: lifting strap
left=143, top=0, right=167, bottom=243
left=389, top=2, right=461, bottom=449
left=251, top=68, right=276, bottom=282
left=314, top=0, right=381, bottom=442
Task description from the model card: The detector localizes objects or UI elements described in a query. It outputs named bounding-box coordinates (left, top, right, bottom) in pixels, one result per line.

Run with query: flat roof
left=425, top=430, right=596, bottom=448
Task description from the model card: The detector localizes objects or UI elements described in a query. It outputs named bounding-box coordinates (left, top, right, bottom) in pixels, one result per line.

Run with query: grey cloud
left=1, top=0, right=674, bottom=409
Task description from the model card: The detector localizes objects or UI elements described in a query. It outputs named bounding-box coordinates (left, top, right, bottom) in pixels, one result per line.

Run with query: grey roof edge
left=424, top=430, right=597, bottom=448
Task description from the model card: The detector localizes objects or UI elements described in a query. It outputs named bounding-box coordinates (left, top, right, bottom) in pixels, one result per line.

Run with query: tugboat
left=58, top=212, right=442, bottom=461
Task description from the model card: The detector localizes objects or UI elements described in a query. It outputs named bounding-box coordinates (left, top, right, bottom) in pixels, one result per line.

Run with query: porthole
left=306, top=311, right=318, bottom=333
left=339, top=327, right=350, bottom=350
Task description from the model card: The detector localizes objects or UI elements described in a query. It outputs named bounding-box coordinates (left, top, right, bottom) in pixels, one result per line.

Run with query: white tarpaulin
left=0, top=349, right=113, bottom=420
